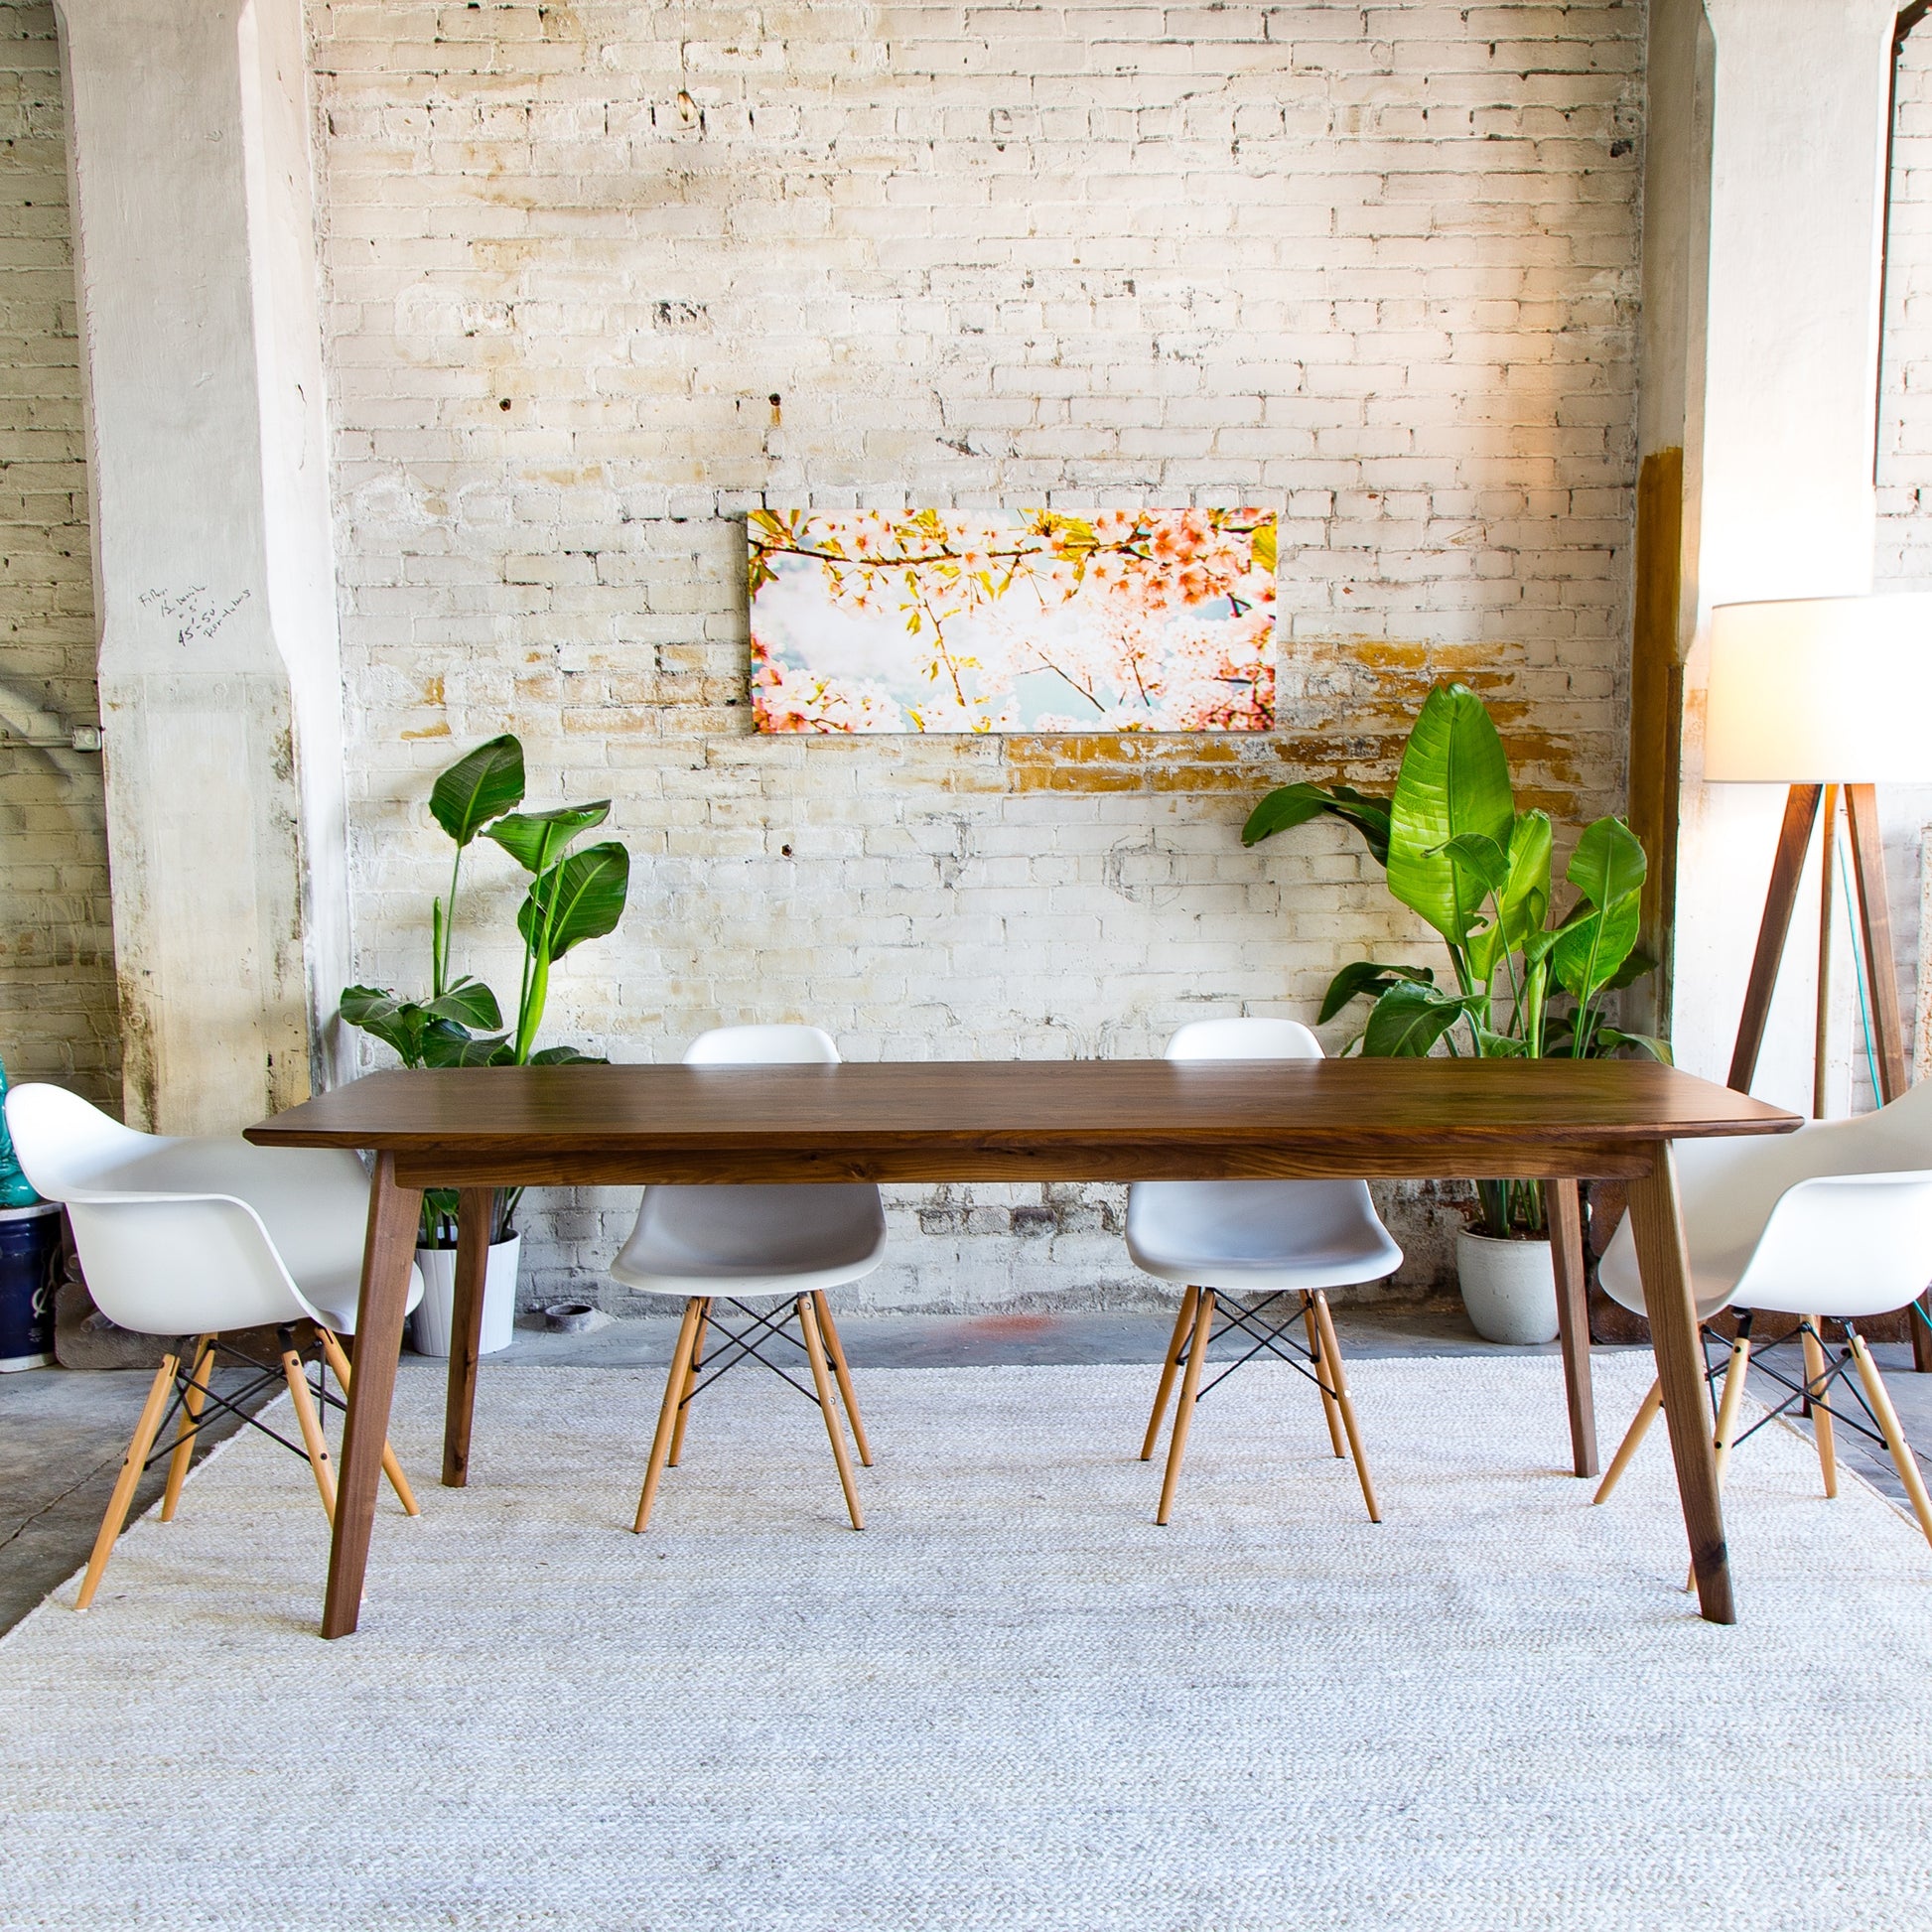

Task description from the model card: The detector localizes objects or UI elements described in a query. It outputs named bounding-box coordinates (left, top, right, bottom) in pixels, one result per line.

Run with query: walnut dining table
left=245, top=1056, right=1799, bottom=1636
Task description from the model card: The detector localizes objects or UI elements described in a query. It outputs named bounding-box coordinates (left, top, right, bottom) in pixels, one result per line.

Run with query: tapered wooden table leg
left=442, top=1187, right=495, bottom=1487
left=1626, top=1140, right=1733, bottom=1624
left=323, top=1154, right=424, bottom=1639
left=1545, top=1179, right=1598, bottom=1477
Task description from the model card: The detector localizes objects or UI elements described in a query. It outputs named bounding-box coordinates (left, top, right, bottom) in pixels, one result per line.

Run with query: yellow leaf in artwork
left=1252, top=523, right=1278, bottom=575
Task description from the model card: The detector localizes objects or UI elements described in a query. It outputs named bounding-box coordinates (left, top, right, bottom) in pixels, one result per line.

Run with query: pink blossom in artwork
left=748, top=508, right=1277, bottom=734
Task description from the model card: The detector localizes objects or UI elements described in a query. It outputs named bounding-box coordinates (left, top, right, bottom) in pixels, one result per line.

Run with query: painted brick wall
left=311, top=1, right=1645, bottom=1310
left=0, top=2, right=116, bottom=1111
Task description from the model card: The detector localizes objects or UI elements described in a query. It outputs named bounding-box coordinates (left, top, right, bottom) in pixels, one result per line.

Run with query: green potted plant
left=1244, top=681, right=1665, bottom=1343
left=340, top=734, right=631, bottom=1355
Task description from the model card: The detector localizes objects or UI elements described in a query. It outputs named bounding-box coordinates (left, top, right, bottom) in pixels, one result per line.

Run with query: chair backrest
left=1165, top=1017, right=1323, bottom=1063
left=4, top=1082, right=325, bottom=1335
left=684, top=1024, right=841, bottom=1065
left=1623, top=1075, right=1932, bottom=1319
left=3, top=1081, right=158, bottom=1198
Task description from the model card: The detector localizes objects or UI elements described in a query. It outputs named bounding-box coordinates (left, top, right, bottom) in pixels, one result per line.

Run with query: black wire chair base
left=1178, top=1290, right=1336, bottom=1404
left=138, top=1325, right=343, bottom=1476
left=679, top=1296, right=834, bottom=1415
left=1700, top=1313, right=1926, bottom=1473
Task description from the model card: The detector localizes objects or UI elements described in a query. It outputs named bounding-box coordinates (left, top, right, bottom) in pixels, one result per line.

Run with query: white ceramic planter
left=411, top=1235, right=521, bottom=1358
left=1455, top=1228, right=1560, bottom=1345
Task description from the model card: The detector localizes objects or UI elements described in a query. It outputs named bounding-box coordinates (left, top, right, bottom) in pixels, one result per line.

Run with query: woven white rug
left=3, top=1354, right=1931, bottom=1930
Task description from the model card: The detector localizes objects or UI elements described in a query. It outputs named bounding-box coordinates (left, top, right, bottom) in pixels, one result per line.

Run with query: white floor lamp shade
left=1705, top=593, right=1932, bottom=785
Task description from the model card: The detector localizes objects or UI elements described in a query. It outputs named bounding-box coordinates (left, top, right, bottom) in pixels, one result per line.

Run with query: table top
left=246, top=1057, right=1799, bottom=1186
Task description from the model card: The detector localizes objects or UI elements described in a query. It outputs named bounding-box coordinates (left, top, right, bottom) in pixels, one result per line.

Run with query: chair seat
left=611, top=1182, right=888, bottom=1299
left=1597, top=1231, right=1744, bottom=1325
left=1126, top=1178, right=1402, bottom=1293
left=304, top=1260, right=426, bottom=1334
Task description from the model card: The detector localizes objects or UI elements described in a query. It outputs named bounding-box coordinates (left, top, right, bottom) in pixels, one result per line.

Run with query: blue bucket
left=0, top=1201, right=62, bottom=1370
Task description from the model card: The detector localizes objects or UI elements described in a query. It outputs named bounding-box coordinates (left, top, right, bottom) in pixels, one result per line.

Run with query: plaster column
left=1642, top=0, right=1897, bottom=1112
left=56, top=0, right=347, bottom=1132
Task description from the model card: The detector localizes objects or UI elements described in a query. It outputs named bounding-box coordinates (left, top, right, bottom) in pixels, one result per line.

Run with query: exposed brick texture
left=311, top=1, right=1647, bottom=1310
left=0, top=3, right=115, bottom=1111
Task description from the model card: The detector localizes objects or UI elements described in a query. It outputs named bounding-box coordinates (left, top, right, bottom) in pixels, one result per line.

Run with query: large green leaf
left=1590, top=1026, right=1672, bottom=1063
left=1361, top=980, right=1473, bottom=1057
left=1317, top=958, right=1435, bottom=1025
left=1551, top=890, right=1643, bottom=1004
left=1385, top=684, right=1515, bottom=947
left=1604, top=945, right=1657, bottom=993
left=1463, top=811, right=1555, bottom=985
left=1550, top=816, right=1647, bottom=1004
left=420, top=1031, right=515, bottom=1067
left=518, top=841, right=630, bottom=961
left=1242, top=781, right=1393, bottom=867
left=528, top=1044, right=607, bottom=1065
left=1566, top=815, right=1646, bottom=914
left=423, top=979, right=503, bottom=1032
left=1496, top=811, right=1553, bottom=939
left=339, top=985, right=425, bottom=1065
left=429, top=735, right=525, bottom=847
left=486, top=802, right=612, bottom=876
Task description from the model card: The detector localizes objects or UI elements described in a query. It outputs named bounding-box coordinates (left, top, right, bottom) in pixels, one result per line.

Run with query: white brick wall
left=312, top=1, right=1646, bottom=1311
left=0, top=3, right=115, bottom=1111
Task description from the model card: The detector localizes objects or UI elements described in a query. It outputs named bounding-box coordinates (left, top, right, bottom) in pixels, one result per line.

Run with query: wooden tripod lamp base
left=1707, top=594, right=1932, bottom=1373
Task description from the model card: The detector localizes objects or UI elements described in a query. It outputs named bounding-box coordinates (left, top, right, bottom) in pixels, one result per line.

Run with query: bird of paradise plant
left=340, top=734, right=631, bottom=1244
left=1244, top=681, right=1665, bottom=1238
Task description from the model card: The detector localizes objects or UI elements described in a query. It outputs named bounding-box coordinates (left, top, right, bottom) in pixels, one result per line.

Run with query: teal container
left=0, top=1201, right=61, bottom=1370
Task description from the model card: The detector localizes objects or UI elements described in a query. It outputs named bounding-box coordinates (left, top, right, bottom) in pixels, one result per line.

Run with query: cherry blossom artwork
left=748, top=508, right=1277, bottom=734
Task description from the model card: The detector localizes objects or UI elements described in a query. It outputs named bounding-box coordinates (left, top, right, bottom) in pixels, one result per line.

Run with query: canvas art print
left=748, top=508, right=1277, bottom=734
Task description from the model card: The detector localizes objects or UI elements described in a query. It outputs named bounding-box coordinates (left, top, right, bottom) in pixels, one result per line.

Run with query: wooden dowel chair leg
left=74, top=1349, right=181, bottom=1611
left=669, top=1299, right=709, bottom=1468
left=634, top=1299, right=703, bottom=1534
left=1157, top=1290, right=1214, bottom=1526
left=1800, top=1319, right=1839, bottom=1499
left=1311, top=1290, right=1380, bottom=1524
left=1593, top=1380, right=1662, bottom=1504
left=812, top=1292, right=872, bottom=1467
left=316, top=1328, right=419, bottom=1517
left=1304, top=1291, right=1346, bottom=1458
left=798, top=1294, right=865, bottom=1531
left=1141, top=1286, right=1198, bottom=1461
left=161, top=1335, right=214, bottom=1522
left=1711, top=1334, right=1752, bottom=1490
left=284, top=1341, right=339, bottom=1526
left=1848, top=1330, right=1932, bottom=1549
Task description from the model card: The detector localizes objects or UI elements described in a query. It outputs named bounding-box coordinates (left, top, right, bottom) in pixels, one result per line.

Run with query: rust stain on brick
left=997, top=648, right=1594, bottom=819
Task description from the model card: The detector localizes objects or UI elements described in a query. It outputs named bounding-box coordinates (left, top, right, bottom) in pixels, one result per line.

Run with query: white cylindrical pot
left=1455, top=1228, right=1560, bottom=1345
left=411, top=1235, right=521, bottom=1358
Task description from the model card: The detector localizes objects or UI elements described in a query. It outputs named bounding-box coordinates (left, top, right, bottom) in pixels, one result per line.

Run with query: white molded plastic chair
left=610, top=1026, right=885, bottom=1533
left=3, top=1083, right=423, bottom=1609
left=1594, top=1080, right=1932, bottom=1545
left=1127, top=1018, right=1399, bottom=1524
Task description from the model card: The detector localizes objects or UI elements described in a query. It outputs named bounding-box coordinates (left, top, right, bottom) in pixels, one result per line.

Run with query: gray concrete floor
left=5, top=1303, right=1928, bottom=1635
